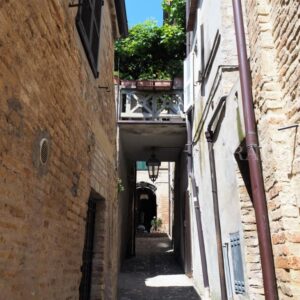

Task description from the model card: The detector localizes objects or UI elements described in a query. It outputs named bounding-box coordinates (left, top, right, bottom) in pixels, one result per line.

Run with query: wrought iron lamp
left=146, top=151, right=161, bottom=182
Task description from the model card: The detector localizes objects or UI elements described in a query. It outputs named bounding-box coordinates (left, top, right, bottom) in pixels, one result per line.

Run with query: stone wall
left=154, top=164, right=171, bottom=234
left=0, top=1, right=120, bottom=299
left=236, top=166, right=264, bottom=299
left=245, top=0, right=300, bottom=298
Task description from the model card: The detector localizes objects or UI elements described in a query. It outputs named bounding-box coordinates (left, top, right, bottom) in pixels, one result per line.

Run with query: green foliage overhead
left=115, top=1, right=185, bottom=80
left=162, top=0, right=185, bottom=27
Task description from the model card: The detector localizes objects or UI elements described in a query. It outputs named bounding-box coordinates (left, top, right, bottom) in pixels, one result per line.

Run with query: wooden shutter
left=76, top=0, right=103, bottom=77
left=184, top=52, right=193, bottom=112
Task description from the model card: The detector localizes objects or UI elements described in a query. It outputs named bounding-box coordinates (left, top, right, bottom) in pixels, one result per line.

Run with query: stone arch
left=136, top=182, right=157, bottom=233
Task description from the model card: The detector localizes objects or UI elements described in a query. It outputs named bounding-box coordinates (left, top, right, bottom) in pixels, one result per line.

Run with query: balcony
left=116, top=79, right=186, bottom=161
left=117, top=80, right=185, bottom=122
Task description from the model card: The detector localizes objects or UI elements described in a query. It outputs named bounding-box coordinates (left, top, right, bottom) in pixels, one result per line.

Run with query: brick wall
left=246, top=0, right=300, bottom=298
left=0, top=1, right=119, bottom=299
left=155, top=165, right=171, bottom=234
left=236, top=167, right=264, bottom=299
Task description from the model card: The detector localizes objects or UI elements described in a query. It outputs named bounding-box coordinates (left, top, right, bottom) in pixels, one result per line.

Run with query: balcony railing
left=117, top=80, right=185, bottom=122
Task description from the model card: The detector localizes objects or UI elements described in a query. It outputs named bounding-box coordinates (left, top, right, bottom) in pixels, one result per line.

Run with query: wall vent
left=33, top=130, right=51, bottom=175
left=40, top=138, right=49, bottom=165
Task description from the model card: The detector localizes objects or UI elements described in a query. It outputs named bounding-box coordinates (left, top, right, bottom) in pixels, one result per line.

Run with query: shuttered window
left=76, top=0, right=103, bottom=77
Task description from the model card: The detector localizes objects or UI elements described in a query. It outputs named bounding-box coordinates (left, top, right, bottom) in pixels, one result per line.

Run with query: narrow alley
left=0, top=0, right=299, bottom=300
left=118, top=233, right=200, bottom=300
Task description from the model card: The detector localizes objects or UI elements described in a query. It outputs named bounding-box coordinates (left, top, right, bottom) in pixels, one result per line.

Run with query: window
left=136, top=161, right=147, bottom=171
left=76, top=0, right=103, bottom=77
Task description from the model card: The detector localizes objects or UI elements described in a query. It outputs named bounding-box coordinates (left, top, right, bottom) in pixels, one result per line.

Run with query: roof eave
left=115, top=0, right=128, bottom=37
left=186, top=0, right=197, bottom=32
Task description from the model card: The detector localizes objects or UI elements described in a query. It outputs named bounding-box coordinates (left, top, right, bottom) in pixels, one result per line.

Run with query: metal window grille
left=76, top=0, right=103, bottom=77
left=230, top=232, right=246, bottom=294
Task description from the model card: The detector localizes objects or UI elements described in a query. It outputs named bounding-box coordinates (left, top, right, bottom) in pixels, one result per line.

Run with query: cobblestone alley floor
left=118, top=234, right=201, bottom=300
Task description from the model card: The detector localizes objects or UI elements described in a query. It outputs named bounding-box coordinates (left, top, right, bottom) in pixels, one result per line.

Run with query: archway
left=136, top=182, right=157, bottom=233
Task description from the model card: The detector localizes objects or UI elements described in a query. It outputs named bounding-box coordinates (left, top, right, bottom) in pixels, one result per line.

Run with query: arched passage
left=136, top=182, right=157, bottom=233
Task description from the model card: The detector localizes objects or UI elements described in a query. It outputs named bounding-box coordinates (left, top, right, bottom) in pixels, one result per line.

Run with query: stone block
left=286, top=231, right=300, bottom=243
left=291, top=270, right=300, bottom=284
left=272, top=232, right=286, bottom=245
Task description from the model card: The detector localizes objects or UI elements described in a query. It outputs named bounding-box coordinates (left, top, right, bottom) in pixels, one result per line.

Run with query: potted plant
left=150, top=216, right=163, bottom=232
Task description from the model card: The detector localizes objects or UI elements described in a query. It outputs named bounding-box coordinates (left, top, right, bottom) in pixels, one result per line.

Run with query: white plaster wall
left=213, top=82, right=250, bottom=300
left=193, top=82, right=249, bottom=300
left=185, top=0, right=248, bottom=299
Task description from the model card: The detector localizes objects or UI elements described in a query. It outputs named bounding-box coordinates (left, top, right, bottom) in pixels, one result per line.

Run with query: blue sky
left=125, top=0, right=163, bottom=28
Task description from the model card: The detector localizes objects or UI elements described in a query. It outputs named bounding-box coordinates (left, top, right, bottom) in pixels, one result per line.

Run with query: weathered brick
left=0, top=0, right=121, bottom=299
left=245, top=0, right=300, bottom=297
left=291, top=270, right=300, bottom=284
left=272, top=232, right=286, bottom=245
left=286, top=231, right=300, bottom=243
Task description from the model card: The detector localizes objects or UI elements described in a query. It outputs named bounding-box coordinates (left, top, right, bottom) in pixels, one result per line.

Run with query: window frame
left=76, top=0, right=103, bottom=78
left=136, top=161, right=148, bottom=171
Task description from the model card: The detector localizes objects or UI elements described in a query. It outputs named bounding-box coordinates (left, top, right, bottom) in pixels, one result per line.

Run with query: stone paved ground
left=118, top=234, right=201, bottom=300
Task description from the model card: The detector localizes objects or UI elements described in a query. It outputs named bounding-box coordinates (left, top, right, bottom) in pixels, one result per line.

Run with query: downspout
left=232, top=1, right=279, bottom=299
left=205, top=97, right=227, bottom=300
left=186, top=111, right=210, bottom=291
left=132, top=164, right=137, bottom=256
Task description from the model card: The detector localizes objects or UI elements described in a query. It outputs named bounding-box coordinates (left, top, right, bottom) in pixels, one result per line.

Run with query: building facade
left=0, top=1, right=127, bottom=299
left=185, top=0, right=299, bottom=299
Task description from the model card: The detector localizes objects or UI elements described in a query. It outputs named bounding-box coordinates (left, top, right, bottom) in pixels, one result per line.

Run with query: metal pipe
left=186, top=112, right=209, bottom=288
left=168, top=162, right=171, bottom=237
left=205, top=97, right=228, bottom=300
left=118, top=120, right=186, bottom=125
left=192, top=65, right=239, bottom=145
left=278, top=124, right=298, bottom=131
left=232, top=1, right=279, bottom=299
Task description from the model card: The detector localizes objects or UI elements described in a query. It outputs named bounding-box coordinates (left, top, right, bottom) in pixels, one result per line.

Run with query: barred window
left=76, top=0, right=103, bottom=77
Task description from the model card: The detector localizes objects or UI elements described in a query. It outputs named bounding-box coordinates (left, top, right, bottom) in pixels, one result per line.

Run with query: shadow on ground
left=118, top=234, right=201, bottom=300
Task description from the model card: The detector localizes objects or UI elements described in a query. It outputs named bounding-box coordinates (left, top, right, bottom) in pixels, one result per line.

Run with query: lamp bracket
left=69, top=1, right=82, bottom=7
left=98, top=86, right=111, bottom=92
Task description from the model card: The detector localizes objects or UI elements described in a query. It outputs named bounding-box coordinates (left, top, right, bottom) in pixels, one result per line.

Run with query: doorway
left=136, top=185, right=157, bottom=233
left=79, top=191, right=105, bottom=300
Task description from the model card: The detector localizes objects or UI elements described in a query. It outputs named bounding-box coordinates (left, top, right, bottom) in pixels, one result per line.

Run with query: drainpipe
left=232, top=1, right=279, bottom=299
left=205, top=97, right=227, bottom=300
left=186, top=111, right=210, bottom=291
left=168, top=162, right=171, bottom=236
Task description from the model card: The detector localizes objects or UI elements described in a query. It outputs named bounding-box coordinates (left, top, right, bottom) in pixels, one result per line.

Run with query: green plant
left=117, top=178, right=125, bottom=193
left=115, top=1, right=185, bottom=80
left=162, top=0, right=185, bottom=27
left=151, top=217, right=163, bottom=231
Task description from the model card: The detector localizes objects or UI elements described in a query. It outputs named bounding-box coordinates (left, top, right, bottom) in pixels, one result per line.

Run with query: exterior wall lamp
left=146, top=152, right=161, bottom=182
